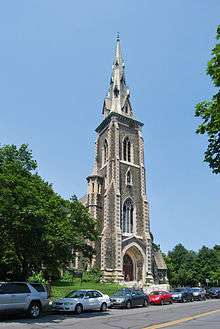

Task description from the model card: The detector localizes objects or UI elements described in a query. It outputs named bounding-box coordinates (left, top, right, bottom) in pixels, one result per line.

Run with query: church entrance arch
left=123, top=254, right=134, bottom=281
left=122, top=244, right=145, bottom=282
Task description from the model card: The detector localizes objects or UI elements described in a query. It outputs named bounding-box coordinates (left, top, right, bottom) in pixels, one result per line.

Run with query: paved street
left=0, top=299, right=220, bottom=329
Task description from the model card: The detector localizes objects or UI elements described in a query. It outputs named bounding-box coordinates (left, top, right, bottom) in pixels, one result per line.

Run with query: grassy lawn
left=51, top=279, right=124, bottom=299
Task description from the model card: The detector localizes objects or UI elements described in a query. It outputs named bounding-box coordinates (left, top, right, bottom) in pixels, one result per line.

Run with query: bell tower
left=86, top=35, right=154, bottom=284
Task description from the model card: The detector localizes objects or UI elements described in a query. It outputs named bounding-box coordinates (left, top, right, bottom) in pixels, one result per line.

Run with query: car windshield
left=112, top=289, right=131, bottom=297
left=65, top=290, right=85, bottom=298
left=150, top=291, right=161, bottom=295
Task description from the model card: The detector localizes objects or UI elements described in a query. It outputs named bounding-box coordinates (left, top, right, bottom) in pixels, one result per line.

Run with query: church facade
left=81, top=36, right=166, bottom=285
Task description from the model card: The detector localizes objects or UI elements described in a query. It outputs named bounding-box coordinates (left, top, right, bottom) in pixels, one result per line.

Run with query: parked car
left=204, top=288, right=211, bottom=299
left=171, top=287, right=194, bottom=303
left=0, top=282, right=49, bottom=318
left=208, top=287, right=220, bottom=299
left=110, top=288, right=149, bottom=309
left=52, top=289, right=111, bottom=314
left=190, top=287, right=206, bottom=301
left=149, top=291, right=173, bottom=305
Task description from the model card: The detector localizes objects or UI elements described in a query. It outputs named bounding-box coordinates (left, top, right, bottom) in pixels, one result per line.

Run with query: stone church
left=80, top=36, right=167, bottom=286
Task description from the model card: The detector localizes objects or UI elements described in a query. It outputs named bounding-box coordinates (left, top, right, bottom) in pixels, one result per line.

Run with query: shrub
left=28, top=271, right=47, bottom=284
left=60, top=271, right=74, bottom=282
left=82, top=267, right=101, bottom=282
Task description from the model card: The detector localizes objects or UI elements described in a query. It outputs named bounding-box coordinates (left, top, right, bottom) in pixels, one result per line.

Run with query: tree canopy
left=165, top=243, right=220, bottom=287
left=195, top=25, right=220, bottom=174
left=0, top=144, right=98, bottom=280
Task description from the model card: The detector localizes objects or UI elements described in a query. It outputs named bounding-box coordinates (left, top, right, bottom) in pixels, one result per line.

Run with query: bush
left=82, top=267, right=101, bottom=282
left=28, top=271, right=47, bottom=284
left=60, top=271, right=74, bottom=282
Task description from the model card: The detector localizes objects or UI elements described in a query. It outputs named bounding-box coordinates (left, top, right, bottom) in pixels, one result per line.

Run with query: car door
left=185, top=289, right=191, bottom=301
left=92, top=291, right=103, bottom=309
left=131, top=291, right=142, bottom=306
left=0, top=283, right=25, bottom=312
left=84, top=291, right=97, bottom=310
left=10, top=283, right=31, bottom=311
left=136, top=290, right=146, bottom=306
left=162, top=291, right=169, bottom=303
left=0, top=284, right=13, bottom=312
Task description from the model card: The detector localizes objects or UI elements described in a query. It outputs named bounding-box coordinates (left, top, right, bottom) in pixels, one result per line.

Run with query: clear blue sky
left=0, top=1, right=219, bottom=252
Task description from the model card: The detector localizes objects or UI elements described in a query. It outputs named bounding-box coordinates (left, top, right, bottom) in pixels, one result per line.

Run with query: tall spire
left=102, top=34, right=133, bottom=118
left=114, top=32, right=123, bottom=67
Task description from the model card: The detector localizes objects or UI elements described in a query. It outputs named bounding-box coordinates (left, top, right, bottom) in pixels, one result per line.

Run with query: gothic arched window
left=126, top=170, right=132, bottom=185
left=123, top=137, right=131, bottom=162
left=122, top=198, right=134, bottom=233
left=103, top=139, right=108, bottom=165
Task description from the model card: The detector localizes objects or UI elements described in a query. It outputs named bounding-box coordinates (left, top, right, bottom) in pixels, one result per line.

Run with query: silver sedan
left=52, top=289, right=111, bottom=314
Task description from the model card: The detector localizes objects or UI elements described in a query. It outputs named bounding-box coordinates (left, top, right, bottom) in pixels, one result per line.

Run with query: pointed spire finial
left=114, top=32, right=122, bottom=65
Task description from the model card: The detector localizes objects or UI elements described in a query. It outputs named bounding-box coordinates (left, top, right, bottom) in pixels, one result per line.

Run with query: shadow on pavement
left=0, top=310, right=111, bottom=324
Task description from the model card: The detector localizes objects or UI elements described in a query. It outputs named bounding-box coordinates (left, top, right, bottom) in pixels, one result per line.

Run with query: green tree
left=165, top=244, right=220, bottom=287
left=210, top=245, right=220, bottom=285
left=165, top=244, right=197, bottom=286
left=195, top=25, right=220, bottom=174
left=195, top=246, right=219, bottom=285
left=0, top=144, right=98, bottom=280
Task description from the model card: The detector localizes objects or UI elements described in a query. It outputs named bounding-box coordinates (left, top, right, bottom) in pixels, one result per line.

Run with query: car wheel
left=169, top=299, right=173, bottom=304
left=191, top=296, right=194, bottom=302
left=143, top=299, right=148, bottom=307
left=182, top=297, right=187, bottom=303
left=100, top=302, right=107, bottom=312
left=126, top=300, right=132, bottom=309
left=160, top=299, right=164, bottom=306
left=75, top=304, right=83, bottom=315
left=27, top=302, right=41, bottom=319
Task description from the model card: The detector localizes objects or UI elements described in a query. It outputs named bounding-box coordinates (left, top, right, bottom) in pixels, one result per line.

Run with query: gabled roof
left=79, top=194, right=87, bottom=206
left=154, top=251, right=167, bottom=270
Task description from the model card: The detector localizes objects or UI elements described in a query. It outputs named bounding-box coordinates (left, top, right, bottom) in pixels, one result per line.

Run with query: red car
left=149, top=291, right=173, bottom=305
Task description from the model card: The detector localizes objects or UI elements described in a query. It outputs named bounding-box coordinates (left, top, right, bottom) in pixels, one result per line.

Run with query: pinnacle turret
left=102, top=35, right=133, bottom=118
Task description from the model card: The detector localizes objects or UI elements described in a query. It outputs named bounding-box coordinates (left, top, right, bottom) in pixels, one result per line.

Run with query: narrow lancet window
left=126, top=170, right=132, bottom=185
left=122, top=199, right=134, bottom=233
left=123, top=137, right=131, bottom=162
left=103, top=139, right=108, bottom=165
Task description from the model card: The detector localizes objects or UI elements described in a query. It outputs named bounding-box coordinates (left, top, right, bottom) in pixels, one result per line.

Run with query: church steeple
left=102, top=34, right=133, bottom=118
left=84, top=35, right=155, bottom=285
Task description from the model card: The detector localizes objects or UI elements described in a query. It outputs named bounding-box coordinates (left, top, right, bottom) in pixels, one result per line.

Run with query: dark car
left=190, top=287, right=206, bottom=301
left=171, top=287, right=194, bottom=303
left=208, top=287, right=220, bottom=299
left=110, top=288, right=149, bottom=309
